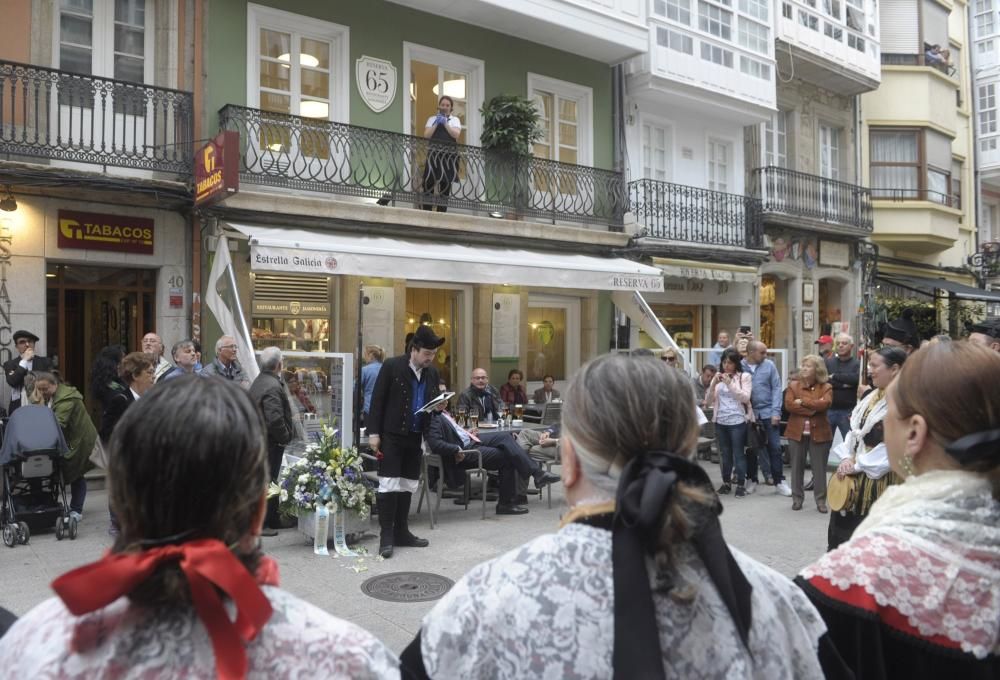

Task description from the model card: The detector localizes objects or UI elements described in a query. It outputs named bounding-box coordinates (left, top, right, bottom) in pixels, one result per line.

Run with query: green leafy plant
left=479, top=95, right=543, bottom=156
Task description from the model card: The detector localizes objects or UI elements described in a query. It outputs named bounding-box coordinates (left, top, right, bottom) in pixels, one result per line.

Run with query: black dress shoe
left=260, top=528, right=279, bottom=537
left=394, top=532, right=430, bottom=548
left=496, top=504, right=529, bottom=515
left=379, top=542, right=394, bottom=558
left=534, top=471, right=560, bottom=489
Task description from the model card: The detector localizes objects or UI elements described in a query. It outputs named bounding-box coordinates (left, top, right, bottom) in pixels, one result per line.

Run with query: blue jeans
left=716, top=422, right=748, bottom=486
left=755, top=418, right=784, bottom=484
left=828, top=409, right=852, bottom=439
left=69, top=476, right=87, bottom=515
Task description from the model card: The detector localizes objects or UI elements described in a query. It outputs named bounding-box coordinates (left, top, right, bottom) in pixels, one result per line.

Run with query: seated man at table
left=532, top=374, right=560, bottom=404
left=457, top=368, right=502, bottom=422
left=426, top=402, right=559, bottom=515
left=517, top=424, right=560, bottom=462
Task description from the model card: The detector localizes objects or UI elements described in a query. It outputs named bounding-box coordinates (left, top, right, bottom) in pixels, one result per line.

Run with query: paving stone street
left=1, top=458, right=832, bottom=654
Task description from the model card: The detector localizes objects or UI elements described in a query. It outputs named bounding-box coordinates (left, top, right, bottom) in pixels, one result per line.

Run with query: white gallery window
left=529, top=74, right=593, bottom=167
left=981, top=85, right=998, bottom=133
left=701, top=43, right=734, bottom=67
left=823, top=0, right=841, bottom=18
left=824, top=22, right=843, bottom=41
left=847, top=33, right=865, bottom=52
left=657, top=0, right=693, bottom=24
left=977, top=12, right=995, bottom=36
left=740, top=56, right=771, bottom=79
left=708, top=138, right=731, bottom=192
left=783, top=2, right=793, bottom=18
left=983, top=138, right=998, bottom=152
left=247, top=4, right=349, bottom=123
left=657, top=27, right=694, bottom=54
left=799, top=10, right=819, bottom=31
left=979, top=40, right=996, bottom=55
left=57, top=0, right=151, bottom=82
left=739, top=0, right=769, bottom=21
left=699, top=1, right=733, bottom=40
left=738, top=17, right=769, bottom=53
left=976, top=0, right=992, bottom=13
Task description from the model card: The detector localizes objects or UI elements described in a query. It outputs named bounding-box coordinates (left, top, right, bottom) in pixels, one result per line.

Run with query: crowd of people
left=1, top=312, right=997, bottom=677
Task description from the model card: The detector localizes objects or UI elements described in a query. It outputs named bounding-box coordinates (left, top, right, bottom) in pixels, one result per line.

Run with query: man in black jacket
left=367, top=325, right=443, bottom=558
left=249, top=346, right=295, bottom=536
left=824, top=333, right=859, bottom=439
left=4, top=330, right=53, bottom=414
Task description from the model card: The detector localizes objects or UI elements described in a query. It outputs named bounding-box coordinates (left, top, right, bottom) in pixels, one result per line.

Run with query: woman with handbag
left=708, top=348, right=753, bottom=497
left=785, top=355, right=834, bottom=512
left=825, top=346, right=908, bottom=550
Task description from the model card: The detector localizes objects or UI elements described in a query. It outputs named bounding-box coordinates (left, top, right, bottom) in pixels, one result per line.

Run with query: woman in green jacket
left=33, top=371, right=96, bottom=520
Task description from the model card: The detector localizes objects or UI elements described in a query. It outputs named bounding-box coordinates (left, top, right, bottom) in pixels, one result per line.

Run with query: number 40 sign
left=356, top=55, right=397, bottom=113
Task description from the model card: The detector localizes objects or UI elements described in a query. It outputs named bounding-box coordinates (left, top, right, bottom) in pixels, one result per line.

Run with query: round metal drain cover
left=361, top=571, right=454, bottom=603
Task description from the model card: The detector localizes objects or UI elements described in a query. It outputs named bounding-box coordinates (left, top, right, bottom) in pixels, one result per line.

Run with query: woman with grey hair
left=400, top=353, right=849, bottom=679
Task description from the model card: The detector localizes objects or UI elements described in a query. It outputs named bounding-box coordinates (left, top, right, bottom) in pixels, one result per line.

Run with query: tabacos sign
left=58, top=210, right=154, bottom=255
left=194, top=130, right=240, bottom=207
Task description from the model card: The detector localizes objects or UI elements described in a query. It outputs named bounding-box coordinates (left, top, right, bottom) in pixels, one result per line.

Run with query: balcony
left=219, top=105, right=626, bottom=228
left=0, top=60, right=193, bottom=174
left=385, top=0, right=647, bottom=63
left=870, top=192, right=962, bottom=255
left=751, top=166, right=873, bottom=236
left=629, top=178, right=763, bottom=249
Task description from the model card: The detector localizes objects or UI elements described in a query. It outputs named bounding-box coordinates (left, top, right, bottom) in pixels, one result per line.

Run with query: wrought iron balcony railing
left=751, top=166, right=873, bottom=232
left=218, top=105, right=626, bottom=227
left=628, top=178, right=763, bottom=249
left=0, top=60, right=193, bottom=174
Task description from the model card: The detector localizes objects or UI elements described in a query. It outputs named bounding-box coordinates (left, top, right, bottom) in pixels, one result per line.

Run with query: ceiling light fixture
left=0, top=186, right=17, bottom=212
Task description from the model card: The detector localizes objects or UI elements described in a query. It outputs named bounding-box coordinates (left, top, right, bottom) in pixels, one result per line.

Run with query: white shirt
left=130, top=388, right=142, bottom=401
left=425, top=114, right=462, bottom=132
left=441, top=411, right=472, bottom=448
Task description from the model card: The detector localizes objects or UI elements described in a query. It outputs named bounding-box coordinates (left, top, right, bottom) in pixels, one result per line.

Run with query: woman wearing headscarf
left=798, top=341, right=1000, bottom=678
left=826, top=346, right=908, bottom=550
left=400, top=353, right=849, bottom=679
left=0, top=377, right=398, bottom=677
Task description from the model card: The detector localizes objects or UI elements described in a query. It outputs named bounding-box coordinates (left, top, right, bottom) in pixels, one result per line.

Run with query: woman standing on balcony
left=422, top=95, right=462, bottom=212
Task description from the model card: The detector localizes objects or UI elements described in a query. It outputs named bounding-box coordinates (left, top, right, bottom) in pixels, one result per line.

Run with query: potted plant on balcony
left=479, top=94, right=543, bottom=218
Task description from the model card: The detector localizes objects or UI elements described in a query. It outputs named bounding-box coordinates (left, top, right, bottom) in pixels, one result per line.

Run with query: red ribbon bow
left=52, top=539, right=276, bottom=680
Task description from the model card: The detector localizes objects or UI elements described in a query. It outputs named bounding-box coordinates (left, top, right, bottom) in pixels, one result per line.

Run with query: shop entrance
left=46, top=264, right=157, bottom=416
left=650, top=304, right=701, bottom=350
left=405, top=286, right=462, bottom=391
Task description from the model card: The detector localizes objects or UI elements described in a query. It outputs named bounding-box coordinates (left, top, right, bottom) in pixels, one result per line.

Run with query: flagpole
left=355, top=286, right=366, bottom=448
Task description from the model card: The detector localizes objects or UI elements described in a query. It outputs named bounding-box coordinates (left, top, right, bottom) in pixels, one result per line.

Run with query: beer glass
left=514, top=403, right=524, bottom=420
left=469, top=412, right=479, bottom=429
left=458, top=405, right=468, bottom=428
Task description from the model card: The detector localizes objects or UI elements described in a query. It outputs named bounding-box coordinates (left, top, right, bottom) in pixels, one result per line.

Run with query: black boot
left=376, top=493, right=397, bottom=558
left=394, top=492, right=429, bottom=548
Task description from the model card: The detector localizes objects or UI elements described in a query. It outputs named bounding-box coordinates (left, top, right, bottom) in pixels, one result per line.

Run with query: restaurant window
left=405, top=287, right=462, bottom=392
left=651, top=304, right=701, bottom=349
left=527, top=296, right=579, bottom=384
left=57, top=0, right=151, bottom=82
left=251, top=274, right=334, bottom=353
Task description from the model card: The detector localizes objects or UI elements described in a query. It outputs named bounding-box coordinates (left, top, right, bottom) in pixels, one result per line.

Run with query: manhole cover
left=361, top=572, right=454, bottom=603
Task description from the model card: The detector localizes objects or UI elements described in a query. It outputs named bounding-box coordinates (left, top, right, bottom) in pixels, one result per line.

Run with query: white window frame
left=640, top=114, right=673, bottom=182
left=246, top=3, right=350, bottom=124
left=739, top=55, right=771, bottom=79
left=527, top=73, right=594, bottom=167
left=403, top=42, right=485, bottom=145
left=657, top=0, right=693, bottom=25
left=819, top=123, right=842, bottom=180
left=52, top=0, right=155, bottom=83
left=764, top=110, right=789, bottom=168
left=707, top=137, right=733, bottom=192
left=699, top=1, right=733, bottom=40
left=738, top=17, right=769, bottom=53
left=739, top=0, right=769, bottom=22
left=657, top=26, right=694, bottom=54
left=526, top=294, right=581, bottom=390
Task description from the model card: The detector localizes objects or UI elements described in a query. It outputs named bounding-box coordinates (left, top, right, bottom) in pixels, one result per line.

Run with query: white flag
left=204, top=235, right=259, bottom=382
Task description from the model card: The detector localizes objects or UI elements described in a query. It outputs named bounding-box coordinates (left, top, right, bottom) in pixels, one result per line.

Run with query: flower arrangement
left=274, top=425, right=375, bottom=520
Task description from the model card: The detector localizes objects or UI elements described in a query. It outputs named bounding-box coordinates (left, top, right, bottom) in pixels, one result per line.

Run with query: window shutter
left=880, top=0, right=919, bottom=53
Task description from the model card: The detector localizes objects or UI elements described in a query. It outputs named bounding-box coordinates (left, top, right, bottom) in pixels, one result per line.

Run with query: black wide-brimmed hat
left=967, top=319, right=1000, bottom=339
left=883, top=309, right=920, bottom=346
left=12, top=330, right=39, bottom=343
left=411, top=324, right=445, bottom=350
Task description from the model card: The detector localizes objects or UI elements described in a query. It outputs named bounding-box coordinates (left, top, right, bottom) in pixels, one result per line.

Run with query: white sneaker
left=69, top=511, right=83, bottom=522
left=775, top=481, right=792, bottom=497
left=744, top=480, right=757, bottom=495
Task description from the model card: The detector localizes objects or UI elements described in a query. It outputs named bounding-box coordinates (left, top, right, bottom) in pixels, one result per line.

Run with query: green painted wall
left=597, top=292, right=613, bottom=355
left=205, top=0, right=613, bottom=169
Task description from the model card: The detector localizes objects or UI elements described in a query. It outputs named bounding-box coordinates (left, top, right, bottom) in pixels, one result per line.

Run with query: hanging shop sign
left=194, top=130, right=240, bottom=207
left=356, top=55, right=397, bottom=113
left=57, top=210, right=154, bottom=255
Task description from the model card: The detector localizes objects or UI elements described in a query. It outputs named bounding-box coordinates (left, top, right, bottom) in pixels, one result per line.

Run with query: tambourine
left=827, top=472, right=858, bottom=512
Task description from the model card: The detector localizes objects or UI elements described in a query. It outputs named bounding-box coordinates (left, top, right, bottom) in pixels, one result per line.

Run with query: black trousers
left=459, top=446, right=515, bottom=504
left=478, top=430, right=541, bottom=480
left=379, top=431, right=423, bottom=480
left=421, top=153, right=457, bottom=212
left=265, top=443, right=284, bottom=527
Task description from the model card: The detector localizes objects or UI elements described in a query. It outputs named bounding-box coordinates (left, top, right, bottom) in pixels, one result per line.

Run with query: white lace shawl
left=830, top=389, right=890, bottom=479
left=0, top=585, right=401, bottom=679
left=420, top=523, right=829, bottom=679
left=801, top=470, right=1000, bottom=658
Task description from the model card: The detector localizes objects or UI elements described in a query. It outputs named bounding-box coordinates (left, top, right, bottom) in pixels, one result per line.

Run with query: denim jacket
left=741, top=358, right=782, bottom=419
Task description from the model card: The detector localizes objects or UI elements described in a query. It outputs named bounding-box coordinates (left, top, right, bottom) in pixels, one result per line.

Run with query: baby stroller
left=0, top=405, right=75, bottom=547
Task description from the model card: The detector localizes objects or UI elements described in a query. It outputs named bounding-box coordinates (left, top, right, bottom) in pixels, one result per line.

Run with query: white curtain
left=871, top=132, right=918, bottom=197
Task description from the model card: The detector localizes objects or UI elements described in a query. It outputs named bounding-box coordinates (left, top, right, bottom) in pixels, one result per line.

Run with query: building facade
left=0, top=0, right=195, bottom=412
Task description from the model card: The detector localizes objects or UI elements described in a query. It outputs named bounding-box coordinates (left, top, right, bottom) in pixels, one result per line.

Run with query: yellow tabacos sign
left=57, top=210, right=155, bottom=254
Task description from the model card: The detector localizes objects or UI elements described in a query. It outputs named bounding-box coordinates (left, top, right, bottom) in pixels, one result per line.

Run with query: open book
left=415, top=392, right=455, bottom=414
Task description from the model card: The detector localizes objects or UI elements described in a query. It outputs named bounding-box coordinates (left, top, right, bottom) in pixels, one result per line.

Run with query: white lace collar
left=802, top=470, right=1000, bottom=658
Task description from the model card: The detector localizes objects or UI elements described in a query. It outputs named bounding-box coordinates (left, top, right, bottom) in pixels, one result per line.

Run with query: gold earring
left=901, top=454, right=915, bottom=477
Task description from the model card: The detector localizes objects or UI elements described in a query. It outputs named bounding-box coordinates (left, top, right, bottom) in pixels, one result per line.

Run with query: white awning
left=226, top=223, right=664, bottom=292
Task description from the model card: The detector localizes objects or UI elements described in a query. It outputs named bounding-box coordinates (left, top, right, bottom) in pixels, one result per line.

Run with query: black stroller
left=0, top=405, right=76, bottom=547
